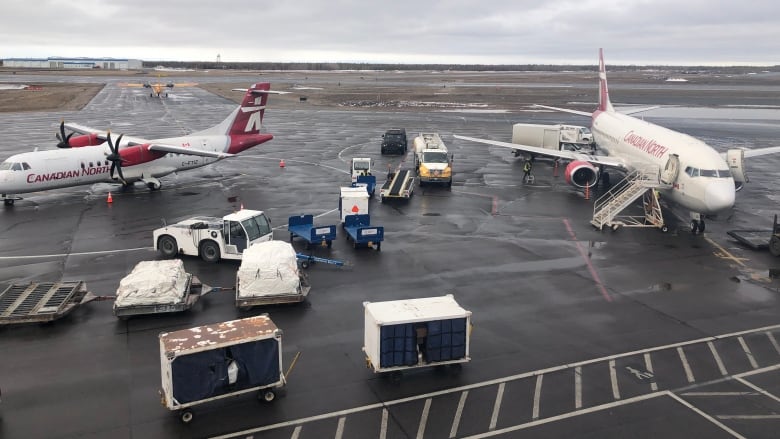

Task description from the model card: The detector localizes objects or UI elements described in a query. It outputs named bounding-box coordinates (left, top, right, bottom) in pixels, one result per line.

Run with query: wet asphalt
left=1, top=74, right=780, bottom=438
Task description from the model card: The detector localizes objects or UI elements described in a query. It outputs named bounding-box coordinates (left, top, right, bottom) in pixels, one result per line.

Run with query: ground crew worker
left=523, top=160, right=533, bottom=183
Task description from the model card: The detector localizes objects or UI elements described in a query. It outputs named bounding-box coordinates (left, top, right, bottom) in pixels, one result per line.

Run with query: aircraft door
left=726, top=149, right=748, bottom=186
left=660, top=154, right=680, bottom=185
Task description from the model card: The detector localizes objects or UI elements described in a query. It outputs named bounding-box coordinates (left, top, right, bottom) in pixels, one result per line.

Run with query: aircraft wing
left=63, top=122, right=108, bottom=139
left=737, top=146, right=780, bottom=159
left=620, top=106, right=660, bottom=115
left=148, top=144, right=234, bottom=159
left=532, top=104, right=593, bottom=117
left=453, top=135, right=628, bottom=169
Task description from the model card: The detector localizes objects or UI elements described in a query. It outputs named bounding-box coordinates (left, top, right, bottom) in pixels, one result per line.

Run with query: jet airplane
left=456, top=49, right=780, bottom=233
left=0, top=83, right=279, bottom=206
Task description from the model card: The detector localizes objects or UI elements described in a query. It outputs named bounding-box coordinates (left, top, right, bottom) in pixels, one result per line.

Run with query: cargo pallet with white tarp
left=362, top=294, right=471, bottom=376
left=159, top=314, right=285, bottom=423
left=113, top=260, right=212, bottom=319
left=235, top=241, right=311, bottom=308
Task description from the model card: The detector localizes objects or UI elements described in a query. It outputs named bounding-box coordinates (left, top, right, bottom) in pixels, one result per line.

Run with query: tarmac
left=1, top=73, right=780, bottom=439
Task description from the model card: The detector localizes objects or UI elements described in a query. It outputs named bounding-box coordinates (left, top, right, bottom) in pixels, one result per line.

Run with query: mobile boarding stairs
left=591, top=165, right=672, bottom=232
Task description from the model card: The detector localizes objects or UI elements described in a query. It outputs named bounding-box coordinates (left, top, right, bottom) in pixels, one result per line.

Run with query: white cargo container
left=339, top=186, right=370, bottom=223
left=511, top=123, right=593, bottom=152
left=159, top=315, right=285, bottom=423
left=363, top=295, right=471, bottom=375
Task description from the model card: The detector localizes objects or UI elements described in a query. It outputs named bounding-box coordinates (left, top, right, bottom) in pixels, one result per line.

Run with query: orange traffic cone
left=279, top=159, right=285, bottom=168
left=107, top=192, right=113, bottom=204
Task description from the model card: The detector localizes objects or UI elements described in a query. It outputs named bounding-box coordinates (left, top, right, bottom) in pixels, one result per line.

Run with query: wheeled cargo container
left=363, top=295, right=471, bottom=374
left=159, top=315, right=285, bottom=423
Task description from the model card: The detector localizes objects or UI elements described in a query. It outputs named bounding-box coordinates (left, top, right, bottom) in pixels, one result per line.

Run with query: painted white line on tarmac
left=667, top=392, right=747, bottom=439
left=417, top=398, right=432, bottom=439
left=678, top=347, right=696, bottom=383
left=290, top=425, right=302, bottom=439
left=449, top=391, right=469, bottom=438
left=334, top=417, right=345, bottom=439
left=734, top=377, right=780, bottom=404
left=610, top=360, right=621, bottom=400
left=682, top=392, right=757, bottom=396
left=737, top=336, right=759, bottom=369
left=708, top=341, right=728, bottom=376
left=0, top=247, right=153, bottom=260
left=766, top=331, right=780, bottom=355
left=380, top=408, right=388, bottom=439
left=461, top=392, right=668, bottom=439
left=644, top=353, right=659, bottom=391
left=532, top=374, right=544, bottom=419
left=574, top=366, right=582, bottom=409
left=717, top=415, right=780, bottom=419
left=489, top=383, right=505, bottom=431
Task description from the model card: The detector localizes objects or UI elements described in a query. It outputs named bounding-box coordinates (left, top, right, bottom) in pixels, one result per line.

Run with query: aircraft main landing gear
left=690, top=219, right=706, bottom=234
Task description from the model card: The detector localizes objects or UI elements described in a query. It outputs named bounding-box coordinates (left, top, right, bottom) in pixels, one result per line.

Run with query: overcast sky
left=2, top=0, right=779, bottom=65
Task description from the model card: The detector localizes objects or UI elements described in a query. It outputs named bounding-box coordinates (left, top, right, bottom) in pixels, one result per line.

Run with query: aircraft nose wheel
left=690, top=220, right=706, bottom=234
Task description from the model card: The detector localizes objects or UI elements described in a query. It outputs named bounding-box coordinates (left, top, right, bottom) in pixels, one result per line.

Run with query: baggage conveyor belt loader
left=380, top=169, right=415, bottom=202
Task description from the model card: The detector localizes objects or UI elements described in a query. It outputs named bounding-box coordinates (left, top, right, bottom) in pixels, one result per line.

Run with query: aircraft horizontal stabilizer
left=231, top=88, right=291, bottom=95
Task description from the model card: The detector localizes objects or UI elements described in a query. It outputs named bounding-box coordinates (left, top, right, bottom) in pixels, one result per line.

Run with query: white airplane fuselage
left=592, top=110, right=735, bottom=215
left=0, top=134, right=228, bottom=194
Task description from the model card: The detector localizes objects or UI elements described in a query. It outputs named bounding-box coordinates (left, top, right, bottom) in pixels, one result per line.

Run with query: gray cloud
left=1, top=0, right=778, bottom=64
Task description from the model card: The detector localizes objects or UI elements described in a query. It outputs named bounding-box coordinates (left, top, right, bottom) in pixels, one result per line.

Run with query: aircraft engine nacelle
left=69, top=133, right=104, bottom=148
left=118, top=144, right=166, bottom=166
left=564, top=160, right=599, bottom=188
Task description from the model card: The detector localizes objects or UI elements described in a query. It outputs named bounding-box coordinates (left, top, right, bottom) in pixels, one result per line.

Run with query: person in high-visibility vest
left=523, top=160, right=533, bottom=183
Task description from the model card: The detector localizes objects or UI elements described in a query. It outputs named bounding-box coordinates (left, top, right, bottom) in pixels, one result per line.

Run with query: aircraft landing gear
left=4, top=198, right=14, bottom=206
left=690, top=218, right=706, bottom=234
left=143, top=177, right=162, bottom=191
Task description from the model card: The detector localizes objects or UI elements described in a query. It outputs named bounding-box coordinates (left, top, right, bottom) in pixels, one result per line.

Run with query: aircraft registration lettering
left=623, top=131, right=668, bottom=158
left=26, top=166, right=110, bottom=183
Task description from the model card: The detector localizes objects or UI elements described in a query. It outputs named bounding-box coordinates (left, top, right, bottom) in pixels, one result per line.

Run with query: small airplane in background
left=456, top=49, right=780, bottom=234
left=0, top=83, right=283, bottom=206
left=121, top=75, right=197, bottom=98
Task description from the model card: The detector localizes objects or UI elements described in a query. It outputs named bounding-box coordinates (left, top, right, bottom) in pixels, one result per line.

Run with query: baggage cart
left=159, top=315, right=285, bottom=423
left=0, top=281, right=101, bottom=325
left=235, top=241, right=311, bottom=308
left=344, top=214, right=384, bottom=250
left=287, top=214, right=336, bottom=249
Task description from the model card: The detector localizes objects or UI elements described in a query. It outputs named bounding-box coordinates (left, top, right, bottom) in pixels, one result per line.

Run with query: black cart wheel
left=200, top=241, right=221, bottom=263
left=260, top=389, right=276, bottom=402
left=327, top=240, right=332, bottom=248
left=661, top=225, right=669, bottom=233
left=181, top=410, right=194, bottom=423
left=158, top=235, right=178, bottom=258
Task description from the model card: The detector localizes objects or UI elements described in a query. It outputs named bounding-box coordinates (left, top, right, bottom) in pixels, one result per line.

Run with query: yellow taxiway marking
left=704, top=236, right=748, bottom=267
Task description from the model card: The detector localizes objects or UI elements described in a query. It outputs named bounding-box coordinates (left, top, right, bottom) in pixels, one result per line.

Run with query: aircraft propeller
left=104, top=131, right=127, bottom=184
left=55, top=121, right=74, bottom=148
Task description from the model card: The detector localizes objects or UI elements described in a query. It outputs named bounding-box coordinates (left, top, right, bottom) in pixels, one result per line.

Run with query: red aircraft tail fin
left=597, top=48, right=615, bottom=113
left=228, top=83, right=271, bottom=135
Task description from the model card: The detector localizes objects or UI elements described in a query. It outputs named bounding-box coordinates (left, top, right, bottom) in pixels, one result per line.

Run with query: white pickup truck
left=153, top=209, right=273, bottom=262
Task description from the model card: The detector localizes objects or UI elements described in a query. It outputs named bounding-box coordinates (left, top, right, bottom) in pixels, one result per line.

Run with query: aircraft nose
left=704, top=180, right=735, bottom=213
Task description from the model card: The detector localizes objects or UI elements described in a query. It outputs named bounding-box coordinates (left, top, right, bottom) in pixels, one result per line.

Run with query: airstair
left=591, top=165, right=671, bottom=231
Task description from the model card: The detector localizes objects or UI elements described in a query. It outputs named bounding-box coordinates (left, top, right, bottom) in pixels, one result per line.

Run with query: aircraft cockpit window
left=685, top=167, right=699, bottom=177
left=717, top=169, right=731, bottom=178
left=700, top=169, right=718, bottom=177
left=0, top=162, right=12, bottom=171
left=11, top=163, right=22, bottom=171
left=22, top=162, right=31, bottom=170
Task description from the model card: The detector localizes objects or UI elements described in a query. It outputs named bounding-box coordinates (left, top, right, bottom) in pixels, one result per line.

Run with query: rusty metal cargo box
left=159, top=315, right=284, bottom=415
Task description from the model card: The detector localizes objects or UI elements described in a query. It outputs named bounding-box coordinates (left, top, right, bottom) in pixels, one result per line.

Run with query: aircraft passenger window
left=11, top=163, right=22, bottom=171
left=22, top=163, right=31, bottom=170
left=89, top=162, right=94, bottom=167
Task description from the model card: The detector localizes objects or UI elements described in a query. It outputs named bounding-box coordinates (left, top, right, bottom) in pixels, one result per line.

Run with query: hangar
left=1, top=57, right=142, bottom=70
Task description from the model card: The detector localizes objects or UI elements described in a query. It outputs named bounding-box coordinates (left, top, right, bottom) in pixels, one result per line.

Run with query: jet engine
left=564, top=160, right=599, bottom=188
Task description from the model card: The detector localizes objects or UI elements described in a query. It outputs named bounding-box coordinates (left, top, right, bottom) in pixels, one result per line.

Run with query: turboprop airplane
left=455, top=49, right=780, bottom=234
left=0, top=83, right=279, bottom=206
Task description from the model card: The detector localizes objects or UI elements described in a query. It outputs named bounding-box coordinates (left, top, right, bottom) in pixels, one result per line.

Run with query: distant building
left=1, top=57, right=142, bottom=70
